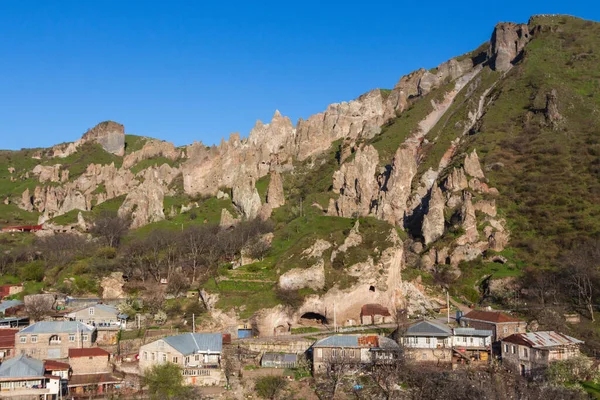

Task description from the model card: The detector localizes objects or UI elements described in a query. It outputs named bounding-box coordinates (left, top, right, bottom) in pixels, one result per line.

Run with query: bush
left=255, top=376, right=287, bottom=399
left=19, top=261, right=45, bottom=282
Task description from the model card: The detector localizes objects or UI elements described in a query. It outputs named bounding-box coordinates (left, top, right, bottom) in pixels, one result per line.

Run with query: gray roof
left=162, top=333, right=222, bottom=355
left=0, top=354, right=44, bottom=379
left=314, top=335, right=360, bottom=348
left=20, top=321, right=95, bottom=334
left=262, top=353, right=298, bottom=363
left=453, top=327, right=493, bottom=337
left=0, top=300, right=23, bottom=313
left=405, top=320, right=452, bottom=337
left=505, top=331, right=583, bottom=348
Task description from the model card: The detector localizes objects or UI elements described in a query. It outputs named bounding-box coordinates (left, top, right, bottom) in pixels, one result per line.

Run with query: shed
left=261, top=353, right=298, bottom=368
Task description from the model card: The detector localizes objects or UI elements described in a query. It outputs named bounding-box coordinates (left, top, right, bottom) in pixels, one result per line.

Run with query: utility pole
left=333, top=302, right=337, bottom=333
left=192, top=313, right=195, bottom=333
left=446, top=289, right=450, bottom=324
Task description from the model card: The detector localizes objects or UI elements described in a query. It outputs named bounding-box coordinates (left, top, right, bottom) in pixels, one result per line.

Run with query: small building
left=261, top=353, right=298, bottom=368
left=0, top=329, right=18, bottom=360
left=452, top=327, right=492, bottom=364
left=0, top=225, right=43, bottom=233
left=312, top=335, right=401, bottom=373
left=139, top=333, right=223, bottom=386
left=0, top=317, right=29, bottom=329
left=43, top=360, right=71, bottom=380
left=0, top=354, right=61, bottom=398
left=501, top=331, right=583, bottom=377
left=68, top=372, right=124, bottom=397
left=68, top=347, right=122, bottom=397
left=0, top=300, right=24, bottom=317
left=0, top=285, right=23, bottom=300
left=69, top=347, right=112, bottom=375
left=460, top=310, right=526, bottom=342
left=65, top=304, right=127, bottom=345
left=401, top=320, right=453, bottom=364
left=360, top=304, right=392, bottom=325
left=16, top=321, right=97, bottom=360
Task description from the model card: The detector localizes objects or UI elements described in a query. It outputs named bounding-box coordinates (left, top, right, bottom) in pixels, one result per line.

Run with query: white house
left=402, top=320, right=453, bottom=363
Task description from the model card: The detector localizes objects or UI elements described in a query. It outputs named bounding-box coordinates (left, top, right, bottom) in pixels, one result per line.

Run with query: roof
left=19, top=321, right=96, bottom=334
left=462, top=310, right=522, bottom=324
left=453, top=327, right=493, bottom=337
left=161, top=333, right=223, bottom=355
left=68, top=372, right=123, bottom=387
left=503, top=331, right=583, bottom=349
left=0, top=329, right=18, bottom=348
left=0, top=355, right=45, bottom=379
left=360, top=304, right=391, bottom=316
left=262, top=353, right=298, bottom=363
left=313, top=335, right=399, bottom=349
left=69, top=347, right=111, bottom=358
left=0, top=300, right=23, bottom=313
left=44, top=360, right=70, bottom=371
left=405, top=320, right=452, bottom=337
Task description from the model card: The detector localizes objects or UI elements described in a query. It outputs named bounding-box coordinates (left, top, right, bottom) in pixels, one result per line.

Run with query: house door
left=520, top=364, right=526, bottom=376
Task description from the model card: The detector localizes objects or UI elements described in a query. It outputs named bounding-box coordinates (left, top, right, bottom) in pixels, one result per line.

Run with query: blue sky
left=0, top=1, right=598, bottom=150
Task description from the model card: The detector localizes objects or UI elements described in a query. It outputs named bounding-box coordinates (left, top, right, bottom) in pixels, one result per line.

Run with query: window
left=143, top=352, right=148, bottom=361
left=504, top=344, right=509, bottom=353
left=69, top=334, right=75, bottom=342
left=512, top=345, right=516, bottom=354
left=89, top=307, right=94, bottom=315
left=463, top=337, right=467, bottom=343
left=30, top=335, right=37, bottom=344
left=172, top=356, right=178, bottom=363
left=470, top=337, right=474, bottom=344
left=82, top=334, right=88, bottom=342
left=523, top=348, right=528, bottom=357
left=503, top=327, right=508, bottom=333
left=162, top=354, right=167, bottom=362
left=151, top=352, right=156, bottom=361
left=331, top=349, right=337, bottom=358
left=425, top=338, right=431, bottom=344
left=515, top=326, right=520, bottom=333
left=19, top=336, right=26, bottom=344
left=195, top=355, right=200, bottom=361
left=185, top=356, right=190, bottom=364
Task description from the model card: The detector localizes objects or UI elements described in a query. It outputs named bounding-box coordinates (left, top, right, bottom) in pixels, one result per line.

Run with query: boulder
left=100, top=272, right=126, bottom=299
left=457, top=192, right=478, bottom=245
left=278, top=260, right=325, bottom=291
left=232, top=177, right=262, bottom=219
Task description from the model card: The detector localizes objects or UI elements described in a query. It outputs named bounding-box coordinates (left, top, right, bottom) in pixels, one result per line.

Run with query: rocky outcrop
left=444, top=167, right=468, bottom=192
left=266, top=171, right=285, bottom=208
left=248, top=111, right=295, bottom=162
left=302, top=240, right=332, bottom=259
left=32, top=165, right=61, bottom=183
left=118, top=177, right=165, bottom=228
left=81, top=121, right=125, bottom=156
left=457, top=192, right=478, bottom=245
left=418, top=58, right=474, bottom=96
left=545, top=89, right=562, bottom=128
left=219, top=208, right=240, bottom=228
left=331, top=146, right=379, bottom=218
left=490, top=22, right=531, bottom=72
left=100, top=272, right=126, bottom=299
left=464, top=150, right=485, bottom=179
left=232, top=177, right=262, bottom=219
left=422, top=185, right=445, bottom=245
left=123, top=140, right=181, bottom=169
left=474, top=200, right=497, bottom=217
left=375, top=145, right=417, bottom=225
left=278, top=260, right=325, bottom=291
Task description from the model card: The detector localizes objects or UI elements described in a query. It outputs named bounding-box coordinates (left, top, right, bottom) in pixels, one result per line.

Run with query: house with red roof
left=459, top=310, right=527, bottom=342
left=0, top=329, right=18, bottom=360
left=68, top=347, right=123, bottom=397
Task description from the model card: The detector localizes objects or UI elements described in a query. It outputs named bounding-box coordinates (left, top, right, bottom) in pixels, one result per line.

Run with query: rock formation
left=422, top=185, right=445, bottom=245
left=81, top=121, right=125, bottom=156
left=464, top=150, right=485, bottom=179
left=100, top=272, right=126, bottom=299
left=266, top=171, right=285, bottom=208
left=232, top=177, right=262, bottom=219
left=490, top=22, right=531, bottom=72
left=219, top=208, right=240, bottom=228
left=118, top=178, right=165, bottom=228
left=278, top=260, right=325, bottom=291
left=122, top=140, right=181, bottom=169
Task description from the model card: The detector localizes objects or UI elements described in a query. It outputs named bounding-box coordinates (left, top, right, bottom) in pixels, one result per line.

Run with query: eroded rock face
left=418, top=58, right=474, bottom=96
left=248, top=111, right=295, bottom=162
left=123, top=140, right=181, bottom=169
left=32, top=165, right=61, bottom=183
left=219, top=208, right=240, bottom=228
left=118, top=177, right=165, bottom=228
left=266, top=171, right=285, bottom=208
left=422, top=185, right=445, bottom=245
left=458, top=192, right=479, bottom=245
left=81, top=121, right=125, bottom=156
left=490, top=22, right=531, bottom=72
left=279, top=260, right=325, bottom=291
left=331, top=146, right=379, bottom=218
left=444, top=167, right=468, bottom=192
left=464, top=150, right=485, bottom=179
left=232, top=177, right=262, bottom=219
left=100, top=272, right=126, bottom=299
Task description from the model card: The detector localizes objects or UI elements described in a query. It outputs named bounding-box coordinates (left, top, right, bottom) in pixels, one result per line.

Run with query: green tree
left=255, top=376, right=287, bottom=399
left=143, top=363, right=188, bottom=399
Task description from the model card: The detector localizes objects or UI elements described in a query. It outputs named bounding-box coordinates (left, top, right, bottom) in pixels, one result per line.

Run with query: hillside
left=0, top=15, right=598, bottom=339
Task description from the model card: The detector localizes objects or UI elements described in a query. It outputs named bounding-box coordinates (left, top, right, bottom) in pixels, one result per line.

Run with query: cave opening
left=300, top=312, right=328, bottom=325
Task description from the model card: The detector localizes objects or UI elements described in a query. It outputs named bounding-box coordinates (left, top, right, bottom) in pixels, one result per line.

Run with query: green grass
left=124, top=135, right=149, bottom=154
left=291, top=326, right=321, bottom=334
left=582, top=381, right=600, bottom=399
left=50, top=142, right=123, bottom=179
left=49, top=195, right=126, bottom=225
left=255, top=175, right=270, bottom=203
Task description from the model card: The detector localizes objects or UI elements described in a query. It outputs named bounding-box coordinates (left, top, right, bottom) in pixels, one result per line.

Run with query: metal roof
left=262, top=353, right=298, bottom=363
left=405, top=320, right=452, bottom=337
left=0, top=354, right=44, bottom=379
left=462, top=310, right=522, bottom=323
left=0, top=300, right=23, bottom=313
left=453, top=327, right=493, bottom=337
left=162, top=333, right=222, bottom=355
left=19, top=321, right=96, bottom=334
left=503, top=331, right=583, bottom=349
left=314, top=335, right=360, bottom=348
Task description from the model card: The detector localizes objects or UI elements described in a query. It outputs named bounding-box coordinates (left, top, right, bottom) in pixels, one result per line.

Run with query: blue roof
left=19, top=321, right=95, bottom=334
left=405, top=320, right=452, bottom=337
left=0, top=354, right=45, bottom=378
left=162, top=333, right=222, bottom=355
left=453, top=327, right=493, bottom=337
left=313, top=335, right=360, bottom=348
left=0, top=300, right=23, bottom=313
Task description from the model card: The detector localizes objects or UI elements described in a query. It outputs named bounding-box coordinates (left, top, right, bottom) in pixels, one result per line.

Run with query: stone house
left=360, top=304, right=392, bottom=325
left=0, top=284, right=23, bottom=300
left=0, top=354, right=61, bottom=398
left=139, top=333, right=223, bottom=386
left=501, top=331, right=583, bottom=377
left=68, top=347, right=123, bottom=397
left=0, top=329, right=18, bottom=360
left=452, top=327, right=492, bottom=363
left=460, top=310, right=526, bottom=342
left=15, top=321, right=97, bottom=359
left=312, top=335, right=401, bottom=373
left=65, top=304, right=127, bottom=345
left=401, top=320, right=453, bottom=364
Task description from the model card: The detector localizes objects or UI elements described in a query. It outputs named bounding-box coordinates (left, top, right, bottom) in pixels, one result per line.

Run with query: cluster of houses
left=0, top=290, right=588, bottom=399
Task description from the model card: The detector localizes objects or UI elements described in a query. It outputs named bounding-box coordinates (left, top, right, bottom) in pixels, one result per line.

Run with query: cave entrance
left=300, top=312, right=328, bottom=325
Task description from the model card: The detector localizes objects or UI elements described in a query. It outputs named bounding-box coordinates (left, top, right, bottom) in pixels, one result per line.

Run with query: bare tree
left=166, top=270, right=189, bottom=297
left=560, top=240, right=600, bottom=321
left=24, top=294, right=56, bottom=322
left=90, top=211, right=131, bottom=248
left=316, top=351, right=361, bottom=399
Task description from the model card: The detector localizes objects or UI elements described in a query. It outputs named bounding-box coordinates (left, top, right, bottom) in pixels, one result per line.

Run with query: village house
left=401, top=320, right=453, bottom=364
left=459, top=310, right=527, bottom=342
left=501, top=331, right=583, bottom=377
left=68, top=347, right=123, bottom=396
left=0, top=354, right=62, bottom=399
left=0, top=300, right=24, bottom=317
left=360, top=304, right=393, bottom=325
left=452, top=327, right=492, bottom=364
left=312, top=335, right=401, bottom=373
left=0, top=285, right=23, bottom=301
left=15, top=321, right=97, bottom=359
left=261, top=353, right=298, bottom=368
left=65, top=303, right=127, bottom=345
left=0, top=329, right=18, bottom=360
left=0, top=317, right=29, bottom=329
left=139, top=333, right=223, bottom=386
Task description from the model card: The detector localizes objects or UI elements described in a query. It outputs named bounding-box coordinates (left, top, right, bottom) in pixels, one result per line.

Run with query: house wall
left=462, top=319, right=527, bottom=341
left=402, top=336, right=451, bottom=349
left=452, top=335, right=490, bottom=348
left=70, top=354, right=111, bottom=375
left=312, top=346, right=362, bottom=373
left=15, top=331, right=96, bottom=359
left=405, top=348, right=452, bottom=364
left=70, top=307, right=122, bottom=326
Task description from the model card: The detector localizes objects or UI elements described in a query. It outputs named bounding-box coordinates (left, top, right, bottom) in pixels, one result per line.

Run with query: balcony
left=48, top=340, right=61, bottom=345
